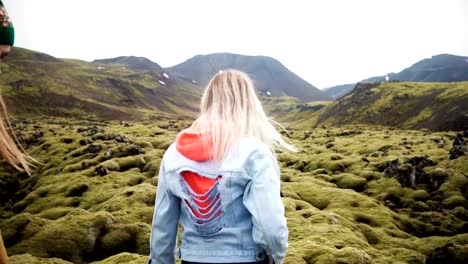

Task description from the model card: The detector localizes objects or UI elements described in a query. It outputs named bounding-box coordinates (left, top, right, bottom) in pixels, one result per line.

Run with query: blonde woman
left=148, top=70, right=295, bottom=264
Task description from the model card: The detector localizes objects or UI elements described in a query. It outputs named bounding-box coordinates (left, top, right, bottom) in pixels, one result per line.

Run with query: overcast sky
left=5, top=0, right=468, bottom=88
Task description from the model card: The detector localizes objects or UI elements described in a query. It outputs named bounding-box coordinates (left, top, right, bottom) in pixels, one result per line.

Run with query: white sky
left=5, top=0, right=468, bottom=88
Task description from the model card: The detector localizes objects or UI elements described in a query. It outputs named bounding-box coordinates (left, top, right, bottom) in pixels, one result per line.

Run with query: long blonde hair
left=193, top=69, right=296, bottom=160
left=0, top=94, right=34, bottom=174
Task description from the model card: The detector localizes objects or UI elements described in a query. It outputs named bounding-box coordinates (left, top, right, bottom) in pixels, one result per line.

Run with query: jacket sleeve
left=243, top=153, right=288, bottom=264
left=148, top=160, right=180, bottom=264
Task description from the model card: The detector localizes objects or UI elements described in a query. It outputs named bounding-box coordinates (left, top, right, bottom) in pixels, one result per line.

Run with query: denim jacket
left=148, top=138, right=288, bottom=264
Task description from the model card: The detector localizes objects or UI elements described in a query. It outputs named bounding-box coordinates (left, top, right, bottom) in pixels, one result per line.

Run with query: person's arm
left=148, top=160, right=180, bottom=264
left=243, top=153, right=288, bottom=264
left=0, top=0, right=14, bottom=61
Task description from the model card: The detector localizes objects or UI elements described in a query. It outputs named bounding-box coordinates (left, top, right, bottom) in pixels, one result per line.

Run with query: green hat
left=0, top=0, right=14, bottom=46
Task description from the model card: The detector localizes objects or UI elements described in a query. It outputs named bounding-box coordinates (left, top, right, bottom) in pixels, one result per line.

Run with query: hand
left=0, top=45, right=11, bottom=62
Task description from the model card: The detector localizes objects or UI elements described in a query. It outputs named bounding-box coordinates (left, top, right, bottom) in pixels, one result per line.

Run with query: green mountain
left=166, top=53, right=332, bottom=102
left=93, top=56, right=164, bottom=72
left=0, top=47, right=201, bottom=120
left=310, top=82, right=468, bottom=131
left=324, top=54, right=468, bottom=99
left=365, top=54, right=468, bottom=83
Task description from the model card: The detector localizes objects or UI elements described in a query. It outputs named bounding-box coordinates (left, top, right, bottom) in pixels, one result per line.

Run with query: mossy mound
left=89, top=252, right=148, bottom=264
left=9, top=254, right=74, bottom=264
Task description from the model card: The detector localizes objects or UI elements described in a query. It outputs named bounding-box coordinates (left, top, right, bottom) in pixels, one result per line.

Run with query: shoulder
left=236, top=138, right=273, bottom=159
left=236, top=138, right=279, bottom=176
left=160, top=142, right=179, bottom=165
left=229, top=138, right=276, bottom=170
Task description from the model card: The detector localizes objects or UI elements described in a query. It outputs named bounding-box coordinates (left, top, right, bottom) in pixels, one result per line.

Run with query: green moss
left=36, top=207, right=73, bottom=220
left=1, top=213, right=50, bottom=247
left=356, top=224, right=380, bottom=245
left=8, top=210, right=114, bottom=263
left=333, top=173, right=368, bottom=191
left=90, top=253, right=148, bottom=264
left=9, top=254, right=73, bottom=264
left=2, top=120, right=468, bottom=264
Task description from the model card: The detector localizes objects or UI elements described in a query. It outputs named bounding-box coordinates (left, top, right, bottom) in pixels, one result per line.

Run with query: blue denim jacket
left=148, top=138, right=288, bottom=264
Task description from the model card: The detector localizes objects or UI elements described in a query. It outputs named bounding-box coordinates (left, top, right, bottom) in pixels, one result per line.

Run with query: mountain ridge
left=93, top=56, right=164, bottom=72
left=1, top=47, right=201, bottom=120
left=166, top=52, right=332, bottom=102
left=323, top=53, right=468, bottom=99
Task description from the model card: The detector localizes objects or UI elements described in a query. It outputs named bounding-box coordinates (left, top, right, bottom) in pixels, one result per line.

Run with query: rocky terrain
left=1, top=118, right=467, bottom=264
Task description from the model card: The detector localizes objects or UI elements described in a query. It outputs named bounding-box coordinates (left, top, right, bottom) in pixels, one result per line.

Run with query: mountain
left=322, top=83, right=356, bottom=100
left=166, top=53, right=332, bottom=102
left=309, top=82, right=468, bottom=131
left=364, top=54, right=468, bottom=83
left=1, top=48, right=201, bottom=120
left=325, top=54, right=468, bottom=100
left=93, top=56, right=163, bottom=72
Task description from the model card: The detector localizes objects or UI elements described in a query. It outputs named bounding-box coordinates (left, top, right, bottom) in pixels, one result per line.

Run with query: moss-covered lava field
left=1, top=118, right=467, bottom=264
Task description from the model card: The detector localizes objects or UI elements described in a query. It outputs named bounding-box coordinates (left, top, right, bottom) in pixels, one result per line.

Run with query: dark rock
left=66, top=184, right=89, bottom=197
left=18, top=131, right=45, bottom=148
left=383, top=156, right=442, bottom=190
left=151, top=131, right=165, bottom=136
left=41, top=143, right=52, bottom=151
left=77, top=126, right=104, bottom=136
left=378, top=145, right=393, bottom=155
left=425, top=242, right=467, bottom=264
left=336, top=130, right=362, bottom=137
left=114, top=135, right=130, bottom=143
left=87, top=144, right=102, bottom=154
left=449, top=132, right=468, bottom=159
left=280, top=130, right=291, bottom=138
left=94, top=166, right=109, bottom=176
left=63, top=138, right=73, bottom=144
left=79, top=138, right=92, bottom=146
left=0, top=175, right=20, bottom=204
left=127, top=145, right=145, bottom=156
left=432, top=137, right=446, bottom=146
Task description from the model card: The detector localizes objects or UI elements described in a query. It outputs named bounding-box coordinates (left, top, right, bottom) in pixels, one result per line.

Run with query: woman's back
left=148, top=70, right=294, bottom=264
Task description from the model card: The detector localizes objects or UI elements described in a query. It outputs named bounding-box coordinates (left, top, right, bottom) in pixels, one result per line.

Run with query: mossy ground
left=1, top=119, right=467, bottom=264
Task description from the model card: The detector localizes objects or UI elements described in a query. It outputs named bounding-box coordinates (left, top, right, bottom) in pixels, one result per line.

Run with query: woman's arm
left=148, top=161, right=181, bottom=264
left=243, top=153, right=288, bottom=264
